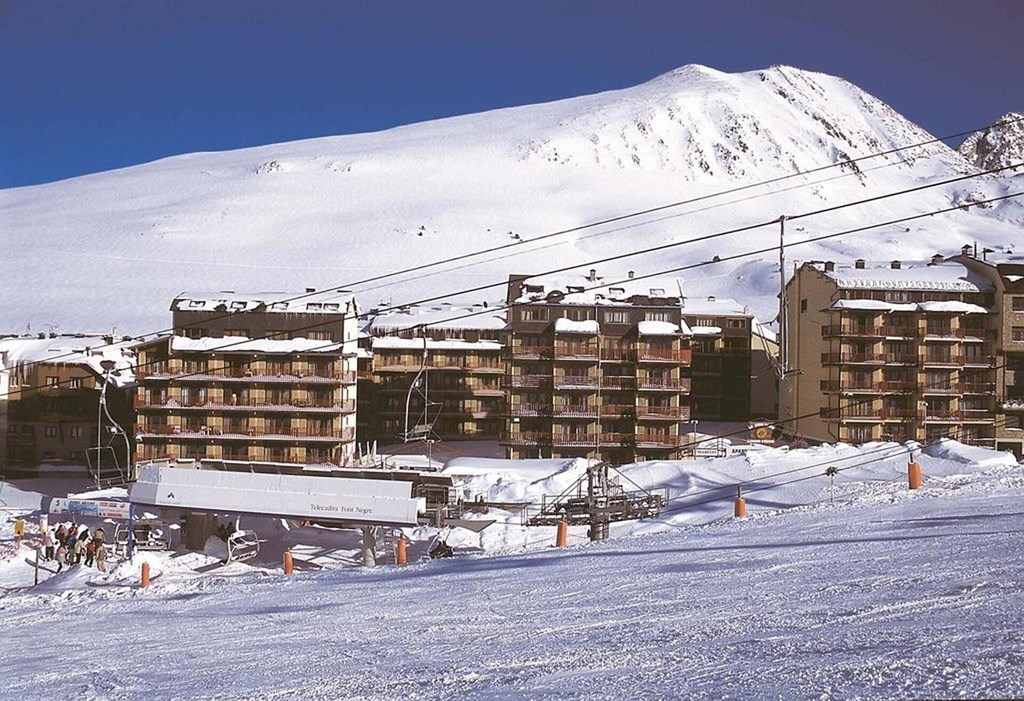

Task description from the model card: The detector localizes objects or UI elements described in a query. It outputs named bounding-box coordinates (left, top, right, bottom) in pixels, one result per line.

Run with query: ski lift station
left=130, top=461, right=425, bottom=527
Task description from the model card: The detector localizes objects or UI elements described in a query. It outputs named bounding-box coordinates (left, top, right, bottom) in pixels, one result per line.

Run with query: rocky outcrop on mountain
left=958, top=112, right=1024, bottom=171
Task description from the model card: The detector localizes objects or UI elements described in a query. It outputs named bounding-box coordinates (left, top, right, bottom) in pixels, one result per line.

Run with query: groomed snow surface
left=2, top=440, right=1023, bottom=699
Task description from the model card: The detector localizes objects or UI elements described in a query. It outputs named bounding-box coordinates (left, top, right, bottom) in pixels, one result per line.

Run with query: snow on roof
left=680, top=296, right=751, bottom=317
left=830, top=300, right=918, bottom=312
left=690, top=325, right=723, bottom=336
left=170, top=336, right=346, bottom=354
left=829, top=300, right=989, bottom=314
left=515, top=273, right=685, bottom=306
left=553, top=318, right=600, bottom=334
left=637, top=321, right=684, bottom=336
left=371, top=337, right=502, bottom=351
left=369, top=304, right=506, bottom=332
left=1005, top=275, right=1023, bottom=283
left=917, top=301, right=989, bottom=314
left=172, top=291, right=358, bottom=315
left=819, top=261, right=991, bottom=293
left=0, top=335, right=136, bottom=387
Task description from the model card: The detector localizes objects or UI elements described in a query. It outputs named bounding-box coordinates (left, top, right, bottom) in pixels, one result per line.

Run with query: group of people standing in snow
left=41, top=523, right=109, bottom=573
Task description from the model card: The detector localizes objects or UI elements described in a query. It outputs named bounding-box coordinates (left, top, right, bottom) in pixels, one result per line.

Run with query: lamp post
left=690, top=419, right=699, bottom=459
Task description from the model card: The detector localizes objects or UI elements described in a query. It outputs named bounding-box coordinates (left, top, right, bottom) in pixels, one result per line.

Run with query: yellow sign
left=13, top=519, right=26, bottom=537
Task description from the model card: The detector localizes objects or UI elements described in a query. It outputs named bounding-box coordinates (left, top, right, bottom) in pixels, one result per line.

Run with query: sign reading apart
left=129, top=465, right=419, bottom=527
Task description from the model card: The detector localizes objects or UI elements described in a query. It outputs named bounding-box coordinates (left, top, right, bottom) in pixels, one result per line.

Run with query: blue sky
left=1, top=0, right=1020, bottom=189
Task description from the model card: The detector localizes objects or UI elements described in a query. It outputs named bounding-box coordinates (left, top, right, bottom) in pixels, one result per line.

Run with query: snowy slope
left=1, top=442, right=1023, bottom=698
left=2, top=64, right=1022, bottom=333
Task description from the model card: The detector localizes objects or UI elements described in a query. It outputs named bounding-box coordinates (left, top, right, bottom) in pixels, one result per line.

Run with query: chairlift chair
left=226, top=529, right=260, bottom=563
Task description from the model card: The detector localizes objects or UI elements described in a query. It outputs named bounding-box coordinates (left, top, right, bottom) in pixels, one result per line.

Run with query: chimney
left=588, top=269, right=597, bottom=282
left=890, top=260, right=901, bottom=269
left=854, top=259, right=866, bottom=269
left=628, top=271, right=634, bottom=279
left=306, top=287, right=316, bottom=293
left=961, top=244, right=972, bottom=257
left=824, top=261, right=835, bottom=272
left=930, top=254, right=944, bottom=265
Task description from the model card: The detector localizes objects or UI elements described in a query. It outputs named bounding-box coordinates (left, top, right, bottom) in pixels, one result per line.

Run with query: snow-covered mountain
left=2, top=64, right=1022, bottom=333
left=958, top=111, right=1024, bottom=170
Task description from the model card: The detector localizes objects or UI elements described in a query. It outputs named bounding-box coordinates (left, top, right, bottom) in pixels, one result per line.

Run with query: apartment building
left=680, top=296, right=757, bottom=420
left=134, top=292, right=359, bottom=465
left=952, top=246, right=1024, bottom=459
left=502, top=271, right=696, bottom=463
left=781, top=257, right=999, bottom=447
left=0, top=334, right=135, bottom=475
left=363, top=304, right=506, bottom=444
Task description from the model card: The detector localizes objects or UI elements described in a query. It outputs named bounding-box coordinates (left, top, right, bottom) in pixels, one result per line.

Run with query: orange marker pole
left=556, top=518, right=568, bottom=548
left=908, top=461, right=922, bottom=490
left=734, top=484, right=747, bottom=519
left=283, top=550, right=294, bottom=575
left=396, top=536, right=408, bottom=566
left=141, top=562, right=150, bottom=589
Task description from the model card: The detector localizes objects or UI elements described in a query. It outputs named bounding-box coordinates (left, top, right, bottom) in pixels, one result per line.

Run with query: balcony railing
left=637, top=378, right=692, bottom=392
left=142, top=366, right=356, bottom=384
left=138, top=427, right=356, bottom=441
left=137, top=399, right=356, bottom=413
left=507, top=374, right=552, bottom=388
left=552, top=405, right=599, bottom=418
left=637, top=405, right=690, bottom=420
left=632, top=349, right=693, bottom=364
left=553, top=375, right=599, bottom=389
left=821, top=352, right=887, bottom=365
left=822, top=325, right=887, bottom=338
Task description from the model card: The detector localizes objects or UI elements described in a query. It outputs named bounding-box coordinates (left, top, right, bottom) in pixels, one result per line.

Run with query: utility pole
left=778, top=215, right=787, bottom=377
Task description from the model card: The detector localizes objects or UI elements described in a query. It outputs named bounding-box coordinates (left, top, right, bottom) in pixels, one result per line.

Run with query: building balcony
left=879, top=408, right=922, bottom=420
left=821, top=352, right=888, bottom=365
left=141, top=369, right=356, bottom=385
left=553, top=346, right=599, bottom=360
left=507, top=374, right=552, bottom=389
left=636, top=405, right=690, bottom=420
left=506, top=403, right=552, bottom=417
left=634, top=433, right=679, bottom=448
left=632, top=349, right=693, bottom=364
left=137, top=399, right=356, bottom=414
left=507, top=346, right=554, bottom=360
left=552, top=405, right=600, bottom=418
left=137, top=427, right=356, bottom=442
left=960, top=382, right=997, bottom=395
left=553, top=376, right=599, bottom=390
left=822, top=325, right=886, bottom=338
left=601, top=376, right=638, bottom=391
left=1002, top=399, right=1024, bottom=412
left=637, top=378, right=692, bottom=392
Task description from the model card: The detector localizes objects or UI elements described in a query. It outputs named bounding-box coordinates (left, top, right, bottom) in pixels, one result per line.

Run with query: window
left=1013, top=327, right=1024, bottom=343
left=645, top=311, right=671, bottom=322
left=7, top=424, right=16, bottom=434
left=184, top=328, right=209, bottom=339
left=563, top=308, right=592, bottom=322
left=306, top=330, right=332, bottom=341
left=223, top=328, right=249, bottom=337
left=44, top=425, right=58, bottom=437
left=800, top=299, right=808, bottom=313
left=1013, top=297, right=1024, bottom=312
left=726, top=318, right=746, bottom=329
left=70, top=426, right=83, bottom=438
left=46, top=376, right=60, bottom=388
left=21, top=425, right=35, bottom=436
left=69, top=377, right=83, bottom=389
left=522, top=307, right=548, bottom=322
left=604, top=310, right=629, bottom=324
